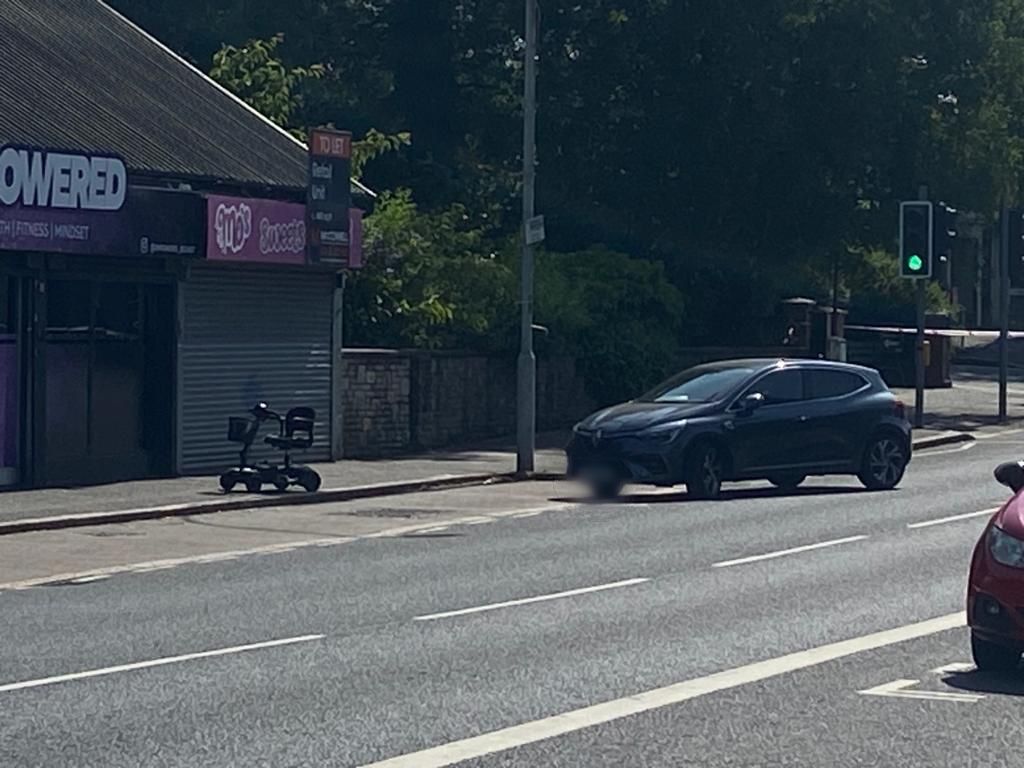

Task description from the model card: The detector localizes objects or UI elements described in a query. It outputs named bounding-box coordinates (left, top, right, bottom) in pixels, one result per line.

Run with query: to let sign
left=307, top=128, right=352, bottom=265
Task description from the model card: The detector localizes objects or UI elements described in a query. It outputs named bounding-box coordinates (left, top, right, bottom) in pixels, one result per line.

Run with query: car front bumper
left=565, top=432, right=685, bottom=485
left=968, top=545, right=1024, bottom=647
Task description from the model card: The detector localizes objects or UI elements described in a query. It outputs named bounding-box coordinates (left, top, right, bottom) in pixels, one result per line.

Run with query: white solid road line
left=360, top=612, right=965, bottom=768
left=906, top=507, right=999, bottom=530
left=413, top=578, right=650, bottom=622
left=711, top=535, right=868, bottom=568
left=0, top=634, right=324, bottom=694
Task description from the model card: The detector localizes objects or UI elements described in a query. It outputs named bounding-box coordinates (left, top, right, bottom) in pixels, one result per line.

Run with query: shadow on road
left=551, top=484, right=870, bottom=505
left=942, top=669, right=1024, bottom=697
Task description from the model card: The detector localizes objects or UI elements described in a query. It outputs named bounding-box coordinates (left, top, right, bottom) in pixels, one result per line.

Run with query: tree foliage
left=112, top=0, right=1024, bottom=369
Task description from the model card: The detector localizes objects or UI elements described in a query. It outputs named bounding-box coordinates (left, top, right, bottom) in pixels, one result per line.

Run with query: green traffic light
left=907, top=254, right=923, bottom=271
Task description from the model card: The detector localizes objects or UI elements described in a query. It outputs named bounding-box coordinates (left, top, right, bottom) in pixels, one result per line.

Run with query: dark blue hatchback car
left=566, top=358, right=912, bottom=499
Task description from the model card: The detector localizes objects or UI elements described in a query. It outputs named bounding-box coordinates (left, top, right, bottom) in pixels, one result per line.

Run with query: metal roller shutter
left=178, top=264, right=334, bottom=473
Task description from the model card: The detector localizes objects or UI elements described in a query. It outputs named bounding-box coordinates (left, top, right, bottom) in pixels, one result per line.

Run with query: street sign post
left=307, top=128, right=352, bottom=266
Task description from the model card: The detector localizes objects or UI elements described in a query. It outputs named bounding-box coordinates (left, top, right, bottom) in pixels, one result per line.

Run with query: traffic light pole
left=914, top=279, right=925, bottom=429
left=913, top=185, right=928, bottom=430
left=1000, top=203, right=1010, bottom=423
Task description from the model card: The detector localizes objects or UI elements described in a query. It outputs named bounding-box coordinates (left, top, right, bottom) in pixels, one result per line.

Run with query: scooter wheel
left=219, top=475, right=236, bottom=492
left=244, top=476, right=262, bottom=493
left=299, top=469, right=322, bottom=493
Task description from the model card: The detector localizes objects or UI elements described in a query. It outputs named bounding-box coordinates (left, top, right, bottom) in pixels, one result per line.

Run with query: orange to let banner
left=309, top=129, right=351, bottom=159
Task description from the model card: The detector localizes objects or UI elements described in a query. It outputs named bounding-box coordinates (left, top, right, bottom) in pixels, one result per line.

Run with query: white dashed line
left=712, top=535, right=868, bottom=568
left=906, top=508, right=999, bottom=530
left=0, top=634, right=324, bottom=694
left=413, top=578, right=650, bottom=622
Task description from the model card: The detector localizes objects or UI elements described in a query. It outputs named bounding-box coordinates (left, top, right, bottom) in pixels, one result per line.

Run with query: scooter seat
left=265, top=435, right=313, bottom=450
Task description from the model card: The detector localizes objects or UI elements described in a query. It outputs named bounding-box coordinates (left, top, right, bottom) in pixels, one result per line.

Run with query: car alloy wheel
left=687, top=443, right=723, bottom=500
left=859, top=435, right=906, bottom=490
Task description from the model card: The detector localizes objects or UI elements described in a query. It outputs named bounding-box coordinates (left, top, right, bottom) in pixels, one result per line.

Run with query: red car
left=967, top=461, right=1024, bottom=671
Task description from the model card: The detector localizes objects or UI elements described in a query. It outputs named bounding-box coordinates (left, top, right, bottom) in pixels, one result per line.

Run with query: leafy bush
left=535, top=247, right=685, bottom=405
left=344, top=190, right=514, bottom=349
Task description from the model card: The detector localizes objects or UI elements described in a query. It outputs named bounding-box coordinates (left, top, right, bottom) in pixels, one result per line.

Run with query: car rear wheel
left=767, top=473, right=806, bottom=491
left=971, top=632, right=1021, bottom=672
left=685, top=442, right=724, bottom=500
left=857, top=433, right=907, bottom=491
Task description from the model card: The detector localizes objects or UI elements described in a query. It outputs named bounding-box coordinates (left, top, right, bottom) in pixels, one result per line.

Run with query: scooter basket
left=227, top=417, right=252, bottom=443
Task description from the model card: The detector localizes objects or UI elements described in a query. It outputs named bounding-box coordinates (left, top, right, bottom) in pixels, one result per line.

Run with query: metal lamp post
left=516, top=0, right=539, bottom=475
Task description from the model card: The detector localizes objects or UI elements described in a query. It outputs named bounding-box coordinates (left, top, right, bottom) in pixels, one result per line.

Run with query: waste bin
left=925, top=334, right=953, bottom=388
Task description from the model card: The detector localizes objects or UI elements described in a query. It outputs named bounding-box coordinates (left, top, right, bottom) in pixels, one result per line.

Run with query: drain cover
left=342, top=507, right=451, bottom=518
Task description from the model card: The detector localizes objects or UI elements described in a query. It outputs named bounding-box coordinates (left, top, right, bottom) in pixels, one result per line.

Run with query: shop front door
left=0, top=276, right=21, bottom=486
left=44, top=279, right=174, bottom=486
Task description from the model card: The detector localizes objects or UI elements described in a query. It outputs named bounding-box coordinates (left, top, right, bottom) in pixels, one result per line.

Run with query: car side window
left=807, top=370, right=867, bottom=400
left=749, top=370, right=803, bottom=405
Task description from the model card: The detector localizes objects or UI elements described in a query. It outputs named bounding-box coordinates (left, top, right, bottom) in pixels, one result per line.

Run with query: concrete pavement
left=0, top=434, right=568, bottom=532
left=3, top=432, right=1024, bottom=766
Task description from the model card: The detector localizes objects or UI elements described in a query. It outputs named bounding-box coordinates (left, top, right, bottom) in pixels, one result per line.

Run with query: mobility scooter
left=219, top=402, right=323, bottom=493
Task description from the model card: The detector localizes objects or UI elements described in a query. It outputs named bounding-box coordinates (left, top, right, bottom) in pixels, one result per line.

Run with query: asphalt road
left=3, top=432, right=1024, bottom=767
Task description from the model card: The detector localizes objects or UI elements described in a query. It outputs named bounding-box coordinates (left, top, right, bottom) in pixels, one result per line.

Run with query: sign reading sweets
left=0, top=145, right=203, bottom=257
left=306, top=128, right=352, bottom=265
left=207, top=195, right=307, bottom=265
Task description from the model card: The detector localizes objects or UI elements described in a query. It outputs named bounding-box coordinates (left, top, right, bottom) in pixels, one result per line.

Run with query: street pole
left=1000, top=203, right=1010, bottom=423
left=914, top=185, right=927, bottom=429
left=516, top=0, right=538, bottom=475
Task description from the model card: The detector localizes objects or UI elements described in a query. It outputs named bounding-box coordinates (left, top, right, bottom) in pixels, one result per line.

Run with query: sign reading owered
left=0, top=145, right=203, bottom=258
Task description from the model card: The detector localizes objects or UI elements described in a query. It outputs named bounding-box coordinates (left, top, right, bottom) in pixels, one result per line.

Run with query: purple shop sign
left=207, top=195, right=307, bottom=265
left=0, top=146, right=203, bottom=257
left=0, top=189, right=203, bottom=258
left=207, top=195, right=364, bottom=268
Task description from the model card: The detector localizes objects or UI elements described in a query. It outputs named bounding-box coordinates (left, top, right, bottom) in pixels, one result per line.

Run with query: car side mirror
left=739, top=392, right=765, bottom=413
left=995, top=461, right=1024, bottom=493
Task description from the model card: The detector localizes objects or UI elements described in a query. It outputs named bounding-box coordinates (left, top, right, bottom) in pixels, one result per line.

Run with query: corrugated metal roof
left=0, top=0, right=332, bottom=191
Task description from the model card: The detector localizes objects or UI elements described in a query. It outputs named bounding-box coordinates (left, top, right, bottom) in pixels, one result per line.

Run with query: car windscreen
left=638, top=366, right=758, bottom=403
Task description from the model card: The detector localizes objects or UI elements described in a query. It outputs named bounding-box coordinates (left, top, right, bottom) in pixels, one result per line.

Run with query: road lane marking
left=413, top=578, right=650, bottom=622
left=360, top=612, right=964, bottom=768
left=932, top=662, right=975, bottom=674
left=711, top=535, right=868, bottom=568
left=976, top=428, right=1024, bottom=440
left=916, top=442, right=976, bottom=457
left=906, top=507, right=999, bottom=530
left=0, top=634, right=324, bottom=694
left=858, top=678, right=983, bottom=703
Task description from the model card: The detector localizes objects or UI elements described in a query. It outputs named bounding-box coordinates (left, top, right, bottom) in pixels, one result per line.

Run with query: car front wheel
left=857, top=433, right=907, bottom=490
left=971, top=632, right=1021, bottom=672
left=685, top=442, right=724, bottom=500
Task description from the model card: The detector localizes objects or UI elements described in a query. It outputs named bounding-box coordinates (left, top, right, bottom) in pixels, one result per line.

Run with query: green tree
left=209, top=34, right=323, bottom=139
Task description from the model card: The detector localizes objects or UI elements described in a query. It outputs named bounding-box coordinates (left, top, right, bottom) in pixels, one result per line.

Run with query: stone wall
left=341, top=350, right=594, bottom=458
left=340, top=346, right=802, bottom=458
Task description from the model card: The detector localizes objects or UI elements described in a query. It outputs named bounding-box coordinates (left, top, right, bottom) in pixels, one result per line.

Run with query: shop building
left=0, top=0, right=364, bottom=487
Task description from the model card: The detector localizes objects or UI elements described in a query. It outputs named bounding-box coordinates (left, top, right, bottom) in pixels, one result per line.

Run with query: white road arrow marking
left=931, top=662, right=976, bottom=675
left=858, top=678, right=984, bottom=703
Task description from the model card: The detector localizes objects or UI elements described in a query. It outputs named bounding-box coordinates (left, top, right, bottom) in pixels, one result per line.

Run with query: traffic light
left=900, top=200, right=933, bottom=278
left=933, top=202, right=957, bottom=261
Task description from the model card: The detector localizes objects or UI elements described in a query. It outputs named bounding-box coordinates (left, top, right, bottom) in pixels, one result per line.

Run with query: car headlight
left=641, top=420, right=688, bottom=443
left=989, top=526, right=1024, bottom=568
left=572, top=423, right=588, bottom=435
